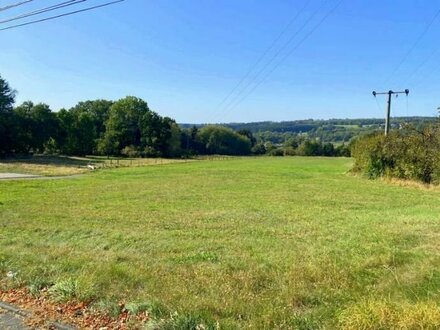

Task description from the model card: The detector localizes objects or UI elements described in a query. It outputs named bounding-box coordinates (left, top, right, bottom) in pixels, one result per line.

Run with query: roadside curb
left=0, top=301, right=76, bottom=330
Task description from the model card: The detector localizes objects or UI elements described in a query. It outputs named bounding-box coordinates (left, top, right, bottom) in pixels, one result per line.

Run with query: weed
left=48, top=278, right=78, bottom=301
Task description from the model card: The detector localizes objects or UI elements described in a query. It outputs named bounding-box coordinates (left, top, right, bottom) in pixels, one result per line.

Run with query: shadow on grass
left=0, top=155, right=102, bottom=167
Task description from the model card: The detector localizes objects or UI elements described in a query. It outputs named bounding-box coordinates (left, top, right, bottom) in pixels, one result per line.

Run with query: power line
left=215, top=0, right=311, bottom=110
left=210, top=0, right=329, bottom=123
left=223, top=0, right=343, bottom=118
left=0, top=0, right=34, bottom=13
left=373, top=95, right=383, bottom=116
left=383, top=5, right=440, bottom=86
left=0, top=0, right=87, bottom=25
left=410, top=58, right=440, bottom=88
left=403, top=48, right=439, bottom=86
left=0, top=0, right=125, bottom=31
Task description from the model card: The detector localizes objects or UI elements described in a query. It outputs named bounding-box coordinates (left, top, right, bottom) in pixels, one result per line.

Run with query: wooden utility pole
left=372, top=89, right=409, bottom=135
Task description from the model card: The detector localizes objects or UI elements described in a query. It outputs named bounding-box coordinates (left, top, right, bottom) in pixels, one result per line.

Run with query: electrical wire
left=0, top=0, right=125, bottom=31
left=222, top=0, right=343, bottom=118
left=374, top=95, right=383, bottom=117
left=215, top=0, right=311, bottom=111
left=0, top=0, right=34, bottom=13
left=209, top=0, right=330, bottom=123
left=402, top=47, right=439, bottom=86
left=383, top=5, right=440, bottom=87
left=410, top=58, right=440, bottom=88
left=0, top=0, right=87, bottom=25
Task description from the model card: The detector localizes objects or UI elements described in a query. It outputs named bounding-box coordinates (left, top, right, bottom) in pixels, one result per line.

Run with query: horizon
left=180, top=115, right=438, bottom=126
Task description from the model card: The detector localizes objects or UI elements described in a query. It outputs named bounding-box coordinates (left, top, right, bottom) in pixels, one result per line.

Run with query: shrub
left=251, top=142, right=266, bottom=155
left=351, top=125, right=440, bottom=184
left=284, top=146, right=297, bottom=156
left=120, top=145, right=141, bottom=158
left=268, top=148, right=284, bottom=156
left=336, top=143, right=351, bottom=157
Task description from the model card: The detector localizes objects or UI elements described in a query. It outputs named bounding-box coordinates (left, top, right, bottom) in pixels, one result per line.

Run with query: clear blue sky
left=1, top=0, right=440, bottom=123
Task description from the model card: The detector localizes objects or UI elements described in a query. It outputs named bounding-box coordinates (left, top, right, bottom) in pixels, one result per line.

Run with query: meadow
left=1, top=157, right=440, bottom=329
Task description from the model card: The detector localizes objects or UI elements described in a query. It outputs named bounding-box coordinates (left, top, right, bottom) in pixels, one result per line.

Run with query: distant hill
left=180, top=117, right=438, bottom=144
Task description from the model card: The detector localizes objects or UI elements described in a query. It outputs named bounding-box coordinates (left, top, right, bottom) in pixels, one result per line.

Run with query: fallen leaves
left=0, top=288, right=150, bottom=329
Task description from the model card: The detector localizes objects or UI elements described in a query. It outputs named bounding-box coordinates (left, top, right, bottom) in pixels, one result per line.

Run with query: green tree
left=14, top=102, right=58, bottom=153
left=70, top=100, right=113, bottom=138
left=30, top=103, right=58, bottom=152
left=140, top=111, right=167, bottom=155
left=322, top=142, right=335, bottom=156
left=163, top=121, right=182, bottom=157
left=58, top=109, right=96, bottom=155
left=102, top=96, right=148, bottom=154
left=101, top=96, right=182, bottom=157
left=12, top=101, right=34, bottom=153
left=237, top=129, right=256, bottom=146
left=251, top=142, right=266, bottom=155
left=197, top=125, right=251, bottom=155
left=297, top=140, right=322, bottom=156
left=0, top=75, right=16, bottom=154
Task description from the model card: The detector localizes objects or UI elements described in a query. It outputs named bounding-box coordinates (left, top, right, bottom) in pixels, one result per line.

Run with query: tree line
left=0, top=75, right=348, bottom=158
left=183, top=117, right=437, bottom=145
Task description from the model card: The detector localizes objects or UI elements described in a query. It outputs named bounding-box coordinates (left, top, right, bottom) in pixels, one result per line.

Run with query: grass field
left=2, top=157, right=440, bottom=329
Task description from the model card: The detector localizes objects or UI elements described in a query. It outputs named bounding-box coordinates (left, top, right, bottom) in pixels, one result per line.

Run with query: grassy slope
left=1, top=157, right=440, bottom=328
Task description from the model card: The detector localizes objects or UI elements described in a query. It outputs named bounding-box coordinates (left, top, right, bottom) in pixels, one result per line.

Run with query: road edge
left=0, top=301, right=76, bottom=330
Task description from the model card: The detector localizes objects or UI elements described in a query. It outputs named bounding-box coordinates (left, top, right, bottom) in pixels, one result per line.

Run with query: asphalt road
left=0, top=311, right=29, bottom=330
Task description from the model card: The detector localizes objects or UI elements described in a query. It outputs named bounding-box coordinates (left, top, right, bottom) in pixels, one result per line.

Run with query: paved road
left=0, top=310, right=29, bottom=330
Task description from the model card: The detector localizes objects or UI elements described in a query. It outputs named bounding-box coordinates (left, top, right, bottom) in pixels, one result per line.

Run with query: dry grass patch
left=339, top=300, right=440, bottom=330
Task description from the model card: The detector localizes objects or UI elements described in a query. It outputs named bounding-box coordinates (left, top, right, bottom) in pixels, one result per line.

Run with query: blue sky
left=1, top=0, right=440, bottom=123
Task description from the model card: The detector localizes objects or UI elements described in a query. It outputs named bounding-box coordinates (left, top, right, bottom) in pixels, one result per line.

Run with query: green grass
left=2, top=157, right=440, bottom=328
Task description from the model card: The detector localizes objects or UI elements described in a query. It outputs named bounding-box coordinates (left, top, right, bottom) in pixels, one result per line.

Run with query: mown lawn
left=1, top=157, right=440, bottom=329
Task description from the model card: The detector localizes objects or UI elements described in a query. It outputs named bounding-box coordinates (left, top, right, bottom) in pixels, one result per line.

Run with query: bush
left=251, top=142, right=266, bottom=155
left=121, top=145, right=141, bottom=158
left=284, top=146, right=297, bottom=156
left=336, top=143, right=351, bottom=157
left=268, top=148, right=284, bottom=156
left=351, top=125, right=440, bottom=184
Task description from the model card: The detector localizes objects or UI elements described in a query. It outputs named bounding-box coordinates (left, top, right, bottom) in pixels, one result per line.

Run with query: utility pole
left=372, top=89, right=409, bottom=135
